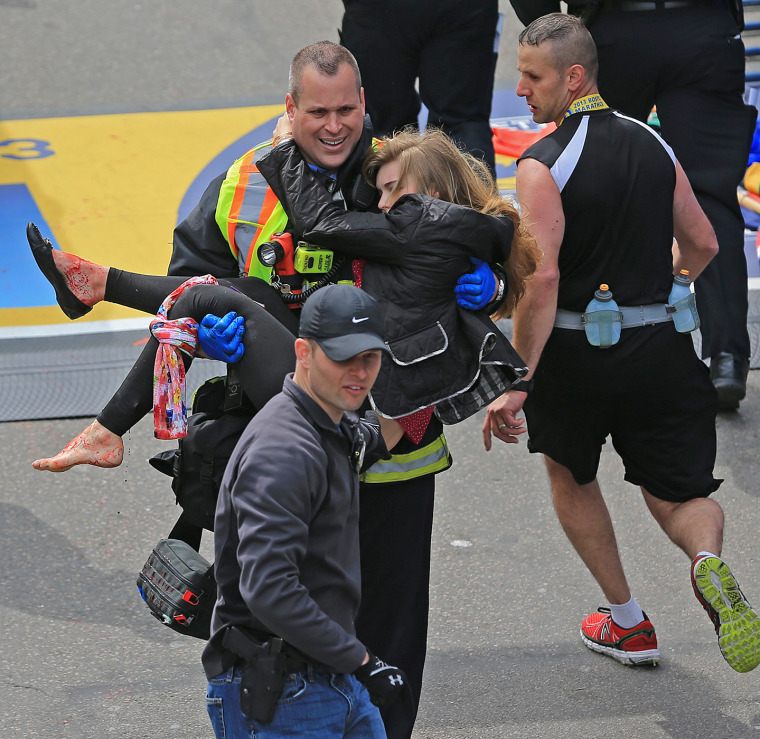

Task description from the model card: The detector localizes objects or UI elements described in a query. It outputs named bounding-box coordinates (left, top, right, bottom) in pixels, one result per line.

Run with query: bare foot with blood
left=49, top=249, right=107, bottom=307
left=27, top=222, right=107, bottom=319
left=32, top=420, right=124, bottom=472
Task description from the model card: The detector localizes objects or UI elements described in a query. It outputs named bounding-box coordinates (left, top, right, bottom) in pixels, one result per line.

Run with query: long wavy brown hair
left=362, top=128, right=540, bottom=318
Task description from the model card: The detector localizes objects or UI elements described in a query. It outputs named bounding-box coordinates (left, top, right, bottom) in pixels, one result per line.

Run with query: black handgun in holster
left=222, top=626, right=288, bottom=723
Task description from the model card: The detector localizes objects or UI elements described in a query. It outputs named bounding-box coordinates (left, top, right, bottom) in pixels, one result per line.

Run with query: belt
left=222, top=626, right=312, bottom=673
left=554, top=304, right=672, bottom=330
left=606, top=0, right=708, bottom=10
left=228, top=651, right=310, bottom=674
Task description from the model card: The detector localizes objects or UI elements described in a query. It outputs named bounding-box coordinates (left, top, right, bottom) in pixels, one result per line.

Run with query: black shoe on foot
left=710, top=352, right=749, bottom=411
left=27, top=222, right=92, bottom=320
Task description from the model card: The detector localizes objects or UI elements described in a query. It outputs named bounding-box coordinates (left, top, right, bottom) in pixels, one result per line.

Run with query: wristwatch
left=489, top=263, right=508, bottom=308
left=494, top=276, right=506, bottom=303
left=510, top=379, right=533, bottom=394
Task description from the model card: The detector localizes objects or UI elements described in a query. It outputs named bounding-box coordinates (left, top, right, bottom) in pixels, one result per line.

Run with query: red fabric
left=397, top=406, right=435, bottom=444
left=352, top=258, right=366, bottom=287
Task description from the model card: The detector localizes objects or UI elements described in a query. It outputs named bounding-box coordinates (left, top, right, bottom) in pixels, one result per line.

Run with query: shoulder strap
left=168, top=511, right=203, bottom=551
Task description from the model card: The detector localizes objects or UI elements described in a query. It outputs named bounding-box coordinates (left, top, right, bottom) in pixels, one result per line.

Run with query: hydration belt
left=554, top=304, right=673, bottom=330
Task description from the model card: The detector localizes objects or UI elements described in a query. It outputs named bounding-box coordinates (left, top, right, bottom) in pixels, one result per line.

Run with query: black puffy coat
left=258, top=141, right=527, bottom=422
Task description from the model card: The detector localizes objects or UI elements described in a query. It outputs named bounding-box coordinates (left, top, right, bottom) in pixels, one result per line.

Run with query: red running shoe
left=580, top=607, right=660, bottom=666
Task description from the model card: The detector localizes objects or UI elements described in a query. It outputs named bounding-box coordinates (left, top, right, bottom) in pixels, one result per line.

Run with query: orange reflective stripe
left=226, top=150, right=257, bottom=255
left=243, top=185, right=280, bottom=274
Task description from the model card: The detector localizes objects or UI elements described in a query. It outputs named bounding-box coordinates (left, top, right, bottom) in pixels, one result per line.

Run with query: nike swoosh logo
left=352, top=316, right=369, bottom=323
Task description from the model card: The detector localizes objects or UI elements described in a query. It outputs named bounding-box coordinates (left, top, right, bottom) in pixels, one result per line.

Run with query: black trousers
left=590, top=4, right=757, bottom=359
left=97, top=271, right=297, bottom=435
left=340, top=0, right=499, bottom=174
left=355, top=473, right=435, bottom=739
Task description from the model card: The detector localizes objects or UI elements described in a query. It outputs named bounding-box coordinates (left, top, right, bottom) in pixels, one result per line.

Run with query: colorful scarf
left=150, top=275, right=218, bottom=439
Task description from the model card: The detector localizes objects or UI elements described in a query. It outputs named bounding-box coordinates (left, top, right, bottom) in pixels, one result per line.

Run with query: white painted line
left=0, top=317, right=150, bottom=339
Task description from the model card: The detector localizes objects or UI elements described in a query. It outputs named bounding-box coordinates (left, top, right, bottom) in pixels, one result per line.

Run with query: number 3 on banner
left=0, top=139, right=54, bottom=160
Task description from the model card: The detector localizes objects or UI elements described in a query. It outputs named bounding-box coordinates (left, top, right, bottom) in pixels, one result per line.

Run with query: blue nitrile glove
left=198, top=312, right=245, bottom=363
left=455, top=257, right=498, bottom=310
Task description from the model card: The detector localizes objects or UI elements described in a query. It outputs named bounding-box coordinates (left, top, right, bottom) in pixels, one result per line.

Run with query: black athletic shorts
left=524, top=323, right=722, bottom=502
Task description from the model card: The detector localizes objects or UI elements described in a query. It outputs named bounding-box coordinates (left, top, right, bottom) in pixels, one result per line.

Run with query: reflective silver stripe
left=554, top=304, right=672, bottom=329
left=360, top=435, right=451, bottom=484
left=232, top=172, right=271, bottom=273
left=551, top=114, right=589, bottom=193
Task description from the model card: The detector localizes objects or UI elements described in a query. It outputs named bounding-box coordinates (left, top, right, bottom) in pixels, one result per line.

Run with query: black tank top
left=519, top=108, right=677, bottom=312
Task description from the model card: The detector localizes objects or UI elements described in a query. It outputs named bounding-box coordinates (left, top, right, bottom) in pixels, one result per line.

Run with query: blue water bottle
left=668, top=269, right=700, bottom=333
left=583, top=284, right=622, bottom=348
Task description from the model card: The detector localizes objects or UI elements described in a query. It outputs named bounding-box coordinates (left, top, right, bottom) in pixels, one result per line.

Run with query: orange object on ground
left=738, top=187, right=760, bottom=216
left=492, top=122, right=556, bottom=159
left=744, top=162, right=760, bottom=195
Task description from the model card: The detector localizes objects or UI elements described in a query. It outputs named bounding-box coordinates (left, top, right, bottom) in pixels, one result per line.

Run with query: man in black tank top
left=482, top=14, right=760, bottom=674
left=511, top=0, right=754, bottom=413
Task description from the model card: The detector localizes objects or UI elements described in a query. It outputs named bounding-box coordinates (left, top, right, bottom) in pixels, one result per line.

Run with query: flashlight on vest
left=258, top=232, right=296, bottom=273
left=257, top=240, right=285, bottom=268
left=258, top=232, right=302, bottom=308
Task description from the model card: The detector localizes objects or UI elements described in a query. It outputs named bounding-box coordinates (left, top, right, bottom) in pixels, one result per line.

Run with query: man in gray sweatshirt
left=202, top=284, right=410, bottom=738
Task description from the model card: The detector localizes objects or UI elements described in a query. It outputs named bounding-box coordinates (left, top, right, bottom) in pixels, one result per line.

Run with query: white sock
left=609, top=595, right=645, bottom=629
left=695, top=551, right=719, bottom=561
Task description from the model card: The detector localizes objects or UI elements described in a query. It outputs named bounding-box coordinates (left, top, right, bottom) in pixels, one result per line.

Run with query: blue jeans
left=206, top=665, right=386, bottom=738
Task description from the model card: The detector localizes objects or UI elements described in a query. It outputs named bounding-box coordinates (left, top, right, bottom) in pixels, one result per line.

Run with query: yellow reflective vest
left=215, top=141, right=289, bottom=280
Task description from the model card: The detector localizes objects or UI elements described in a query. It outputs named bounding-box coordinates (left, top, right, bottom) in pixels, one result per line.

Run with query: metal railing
left=746, top=1, right=760, bottom=83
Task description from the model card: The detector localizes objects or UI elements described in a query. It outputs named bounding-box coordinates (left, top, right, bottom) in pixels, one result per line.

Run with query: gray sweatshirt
left=202, top=374, right=380, bottom=679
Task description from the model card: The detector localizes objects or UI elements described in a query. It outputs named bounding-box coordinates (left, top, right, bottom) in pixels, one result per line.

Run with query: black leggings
left=97, top=270, right=299, bottom=436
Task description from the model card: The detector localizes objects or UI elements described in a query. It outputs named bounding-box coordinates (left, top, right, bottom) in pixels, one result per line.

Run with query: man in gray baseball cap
left=203, top=283, right=411, bottom=739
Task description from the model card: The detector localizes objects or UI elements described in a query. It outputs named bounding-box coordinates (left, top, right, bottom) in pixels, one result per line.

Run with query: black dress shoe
left=27, top=222, right=92, bottom=320
left=710, top=352, right=750, bottom=411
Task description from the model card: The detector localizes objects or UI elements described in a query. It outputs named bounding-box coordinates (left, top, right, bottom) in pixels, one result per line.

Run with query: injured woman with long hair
left=28, top=128, right=540, bottom=472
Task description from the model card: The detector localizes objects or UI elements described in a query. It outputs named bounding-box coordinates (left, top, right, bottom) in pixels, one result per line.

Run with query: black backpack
left=149, top=373, right=254, bottom=532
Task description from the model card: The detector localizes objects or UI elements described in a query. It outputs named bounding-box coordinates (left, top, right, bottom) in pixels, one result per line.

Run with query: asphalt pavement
left=4, top=383, right=760, bottom=738
left=2, top=2, right=760, bottom=737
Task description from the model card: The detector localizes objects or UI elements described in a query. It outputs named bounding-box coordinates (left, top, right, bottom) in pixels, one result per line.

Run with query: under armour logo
left=388, top=674, right=404, bottom=687
left=352, top=316, right=369, bottom=323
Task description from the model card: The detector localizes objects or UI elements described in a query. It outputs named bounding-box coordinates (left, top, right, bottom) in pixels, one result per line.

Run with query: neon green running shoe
left=691, top=555, right=760, bottom=673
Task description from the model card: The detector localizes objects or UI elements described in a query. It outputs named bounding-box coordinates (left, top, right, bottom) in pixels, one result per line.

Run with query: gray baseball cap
left=299, top=284, right=387, bottom=361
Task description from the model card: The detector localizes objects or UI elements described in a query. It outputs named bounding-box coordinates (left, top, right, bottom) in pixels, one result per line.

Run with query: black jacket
left=258, top=140, right=527, bottom=421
